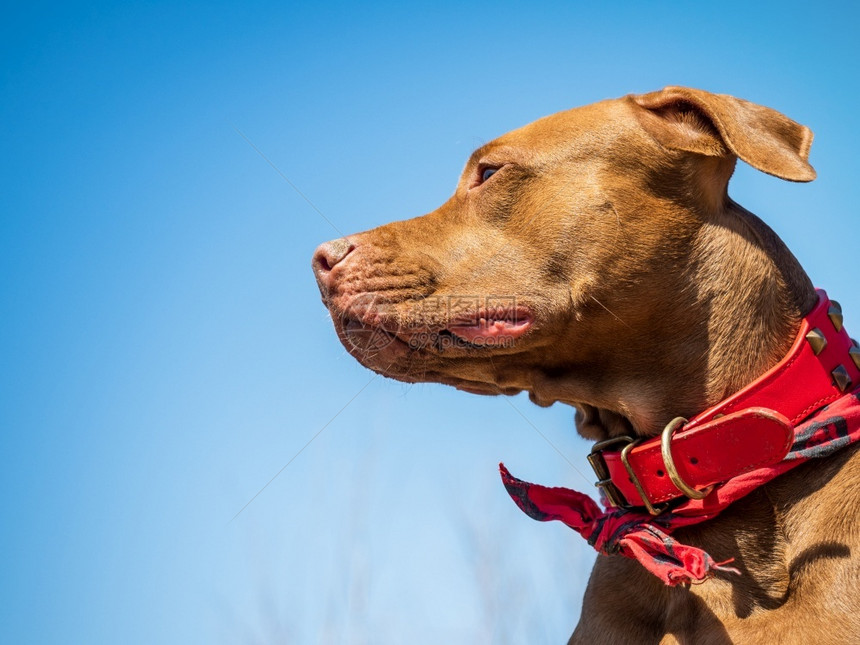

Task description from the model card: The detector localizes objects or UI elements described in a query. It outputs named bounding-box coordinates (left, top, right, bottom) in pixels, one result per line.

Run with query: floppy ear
left=631, top=86, right=816, bottom=182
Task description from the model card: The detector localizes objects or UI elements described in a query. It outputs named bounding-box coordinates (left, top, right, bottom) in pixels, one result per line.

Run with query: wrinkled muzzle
left=311, top=229, right=534, bottom=386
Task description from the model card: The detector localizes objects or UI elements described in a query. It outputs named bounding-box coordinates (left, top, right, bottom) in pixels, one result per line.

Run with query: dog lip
left=445, top=308, right=533, bottom=345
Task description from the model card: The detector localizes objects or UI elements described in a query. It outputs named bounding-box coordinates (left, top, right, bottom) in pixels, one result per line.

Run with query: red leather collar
left=590, top=290, right=860, bottom=514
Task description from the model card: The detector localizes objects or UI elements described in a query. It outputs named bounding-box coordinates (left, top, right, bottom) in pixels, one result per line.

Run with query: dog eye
left=481, top=167, right=498, bottom=182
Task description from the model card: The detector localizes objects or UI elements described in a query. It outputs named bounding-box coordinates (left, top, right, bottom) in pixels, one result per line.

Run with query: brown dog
left=312, top=87, right=860, bottom=643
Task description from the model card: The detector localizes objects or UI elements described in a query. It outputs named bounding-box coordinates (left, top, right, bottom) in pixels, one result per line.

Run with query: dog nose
left=312, top=237, right=356, bottom=294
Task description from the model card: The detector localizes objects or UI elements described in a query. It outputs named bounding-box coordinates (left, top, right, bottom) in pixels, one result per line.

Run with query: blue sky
left=2, top=2, right=859, bottom=643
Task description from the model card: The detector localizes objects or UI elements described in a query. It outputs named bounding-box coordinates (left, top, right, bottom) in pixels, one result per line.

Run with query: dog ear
left=631, top=86, right=816, bottom=182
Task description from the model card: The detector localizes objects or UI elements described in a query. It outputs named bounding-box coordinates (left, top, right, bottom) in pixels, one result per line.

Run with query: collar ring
left=661, top=416, right=714, bottom=500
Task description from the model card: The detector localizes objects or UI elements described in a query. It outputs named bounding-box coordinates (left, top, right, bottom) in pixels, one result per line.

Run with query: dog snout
left=312, top=237, right=356, bottom=296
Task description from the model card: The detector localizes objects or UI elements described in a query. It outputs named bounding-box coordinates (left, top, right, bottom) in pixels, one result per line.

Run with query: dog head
left=312, top=87, right=815, bottom=438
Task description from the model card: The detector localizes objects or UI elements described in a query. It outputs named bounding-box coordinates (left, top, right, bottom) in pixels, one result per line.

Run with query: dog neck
left=504, top=288, right=860, bottom=585
left=694, top=200, right=817, bottom=403
left=560, top=200, right=818, bottom=440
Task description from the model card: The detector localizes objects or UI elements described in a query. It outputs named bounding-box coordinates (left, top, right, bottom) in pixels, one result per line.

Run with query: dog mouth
left=445, top=307, right=533, bottom=346
left=331, top=301, right=534, bottom=369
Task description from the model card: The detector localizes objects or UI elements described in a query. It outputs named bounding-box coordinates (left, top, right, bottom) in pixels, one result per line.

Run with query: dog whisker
left=589, top=295, right=634, bottom=330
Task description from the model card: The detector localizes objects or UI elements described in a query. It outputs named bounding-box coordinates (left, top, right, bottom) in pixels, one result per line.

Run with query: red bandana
left=500, top=291, right=860, bottom=586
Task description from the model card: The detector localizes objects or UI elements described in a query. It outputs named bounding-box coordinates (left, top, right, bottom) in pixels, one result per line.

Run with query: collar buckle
left=586, top=436, right=632, bottom=510
left=588, top=435, right=669, bottom=516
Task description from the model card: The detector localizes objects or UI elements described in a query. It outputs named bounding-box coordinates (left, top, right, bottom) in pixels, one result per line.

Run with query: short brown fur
left=312, top=87, right=860, bottom=643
